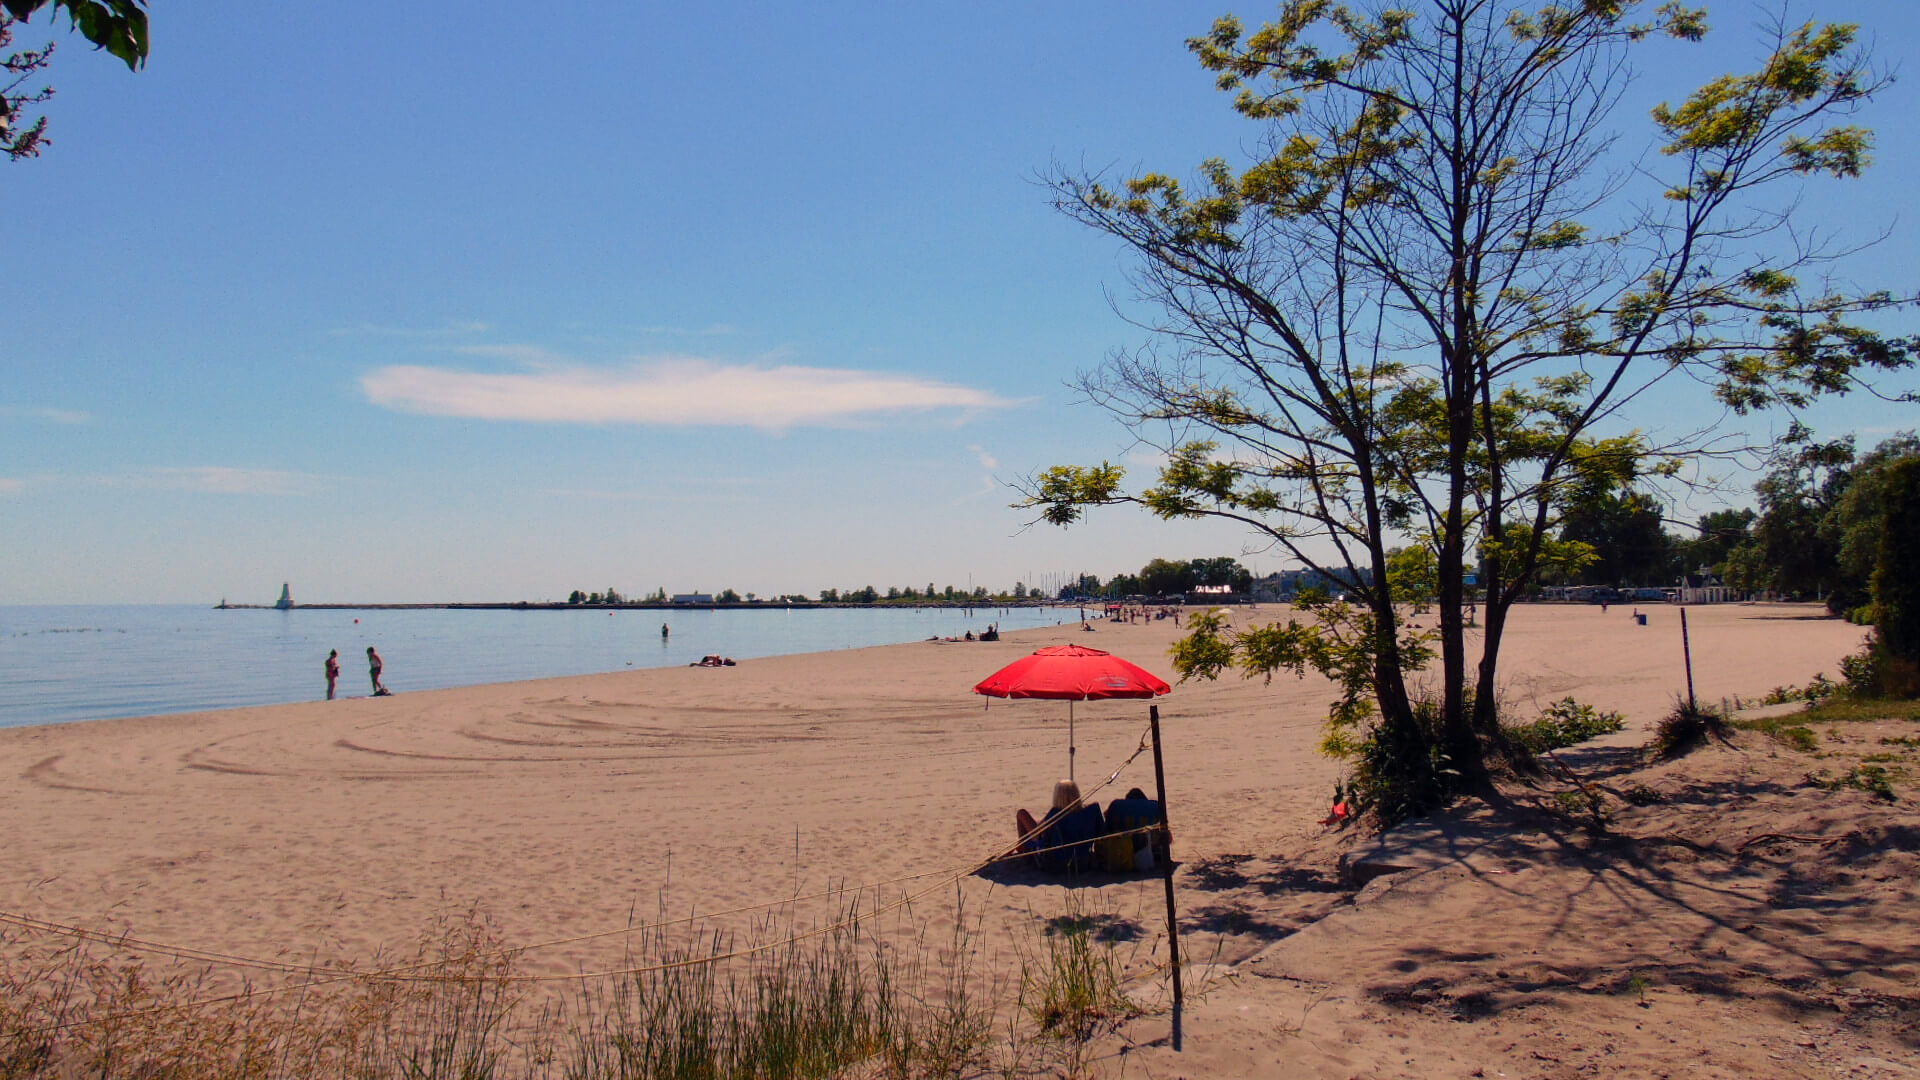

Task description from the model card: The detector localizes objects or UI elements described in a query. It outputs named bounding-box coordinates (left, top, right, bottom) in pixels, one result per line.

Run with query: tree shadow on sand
left=1184, top=853, right=1347, bottom=896
left=1044, top=912, right=1144, bottom=943
left=1346, top=747, right=1920, bottom=1031
left=1183, top=902, right=1299, bottom=941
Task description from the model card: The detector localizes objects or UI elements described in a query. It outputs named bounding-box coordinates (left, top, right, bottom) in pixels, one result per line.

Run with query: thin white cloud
left=0, top=405, right=91, bottom=424
left=449, top=343, right=572, bottom=365
left=960, top=475, right=1002, bottom=503
left=3, top=468, right=334, bottom=496
left=331, top=320, right=490, bottom=338
left=636, top=323, right=739, bottom=337
left=546, top=485, right=756, bottom=505
left=361, top=358, right=1011, bottom=430
left=956, top=443, right=1005, bottom=504
left=144, top=467, right=331, bottom=496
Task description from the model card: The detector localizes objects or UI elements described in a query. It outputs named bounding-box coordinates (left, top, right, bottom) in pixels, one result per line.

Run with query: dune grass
left=0, top=883, right=1165, bottom=1080
left=1651, top=699, right=1734, bottom=759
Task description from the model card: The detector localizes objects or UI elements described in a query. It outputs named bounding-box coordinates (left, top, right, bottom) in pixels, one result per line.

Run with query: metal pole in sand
left=1680, top=607, right=1697, bottom=709
left=1149, top=703, right=1183, bottom=1050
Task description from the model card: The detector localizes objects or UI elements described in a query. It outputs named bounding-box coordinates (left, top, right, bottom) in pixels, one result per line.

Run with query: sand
left=4, top=601, right=1913, bottom=1077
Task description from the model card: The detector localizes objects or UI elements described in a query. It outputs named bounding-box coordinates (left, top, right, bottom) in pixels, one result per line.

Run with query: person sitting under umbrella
left=1015, top=779, right=1076, bottom=854
left=1100, top=787, right=1169, bottom=871
left=1014, top=780, right=1104, bottom=873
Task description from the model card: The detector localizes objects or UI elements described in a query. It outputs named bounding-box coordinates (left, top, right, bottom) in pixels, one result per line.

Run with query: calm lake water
left=0, top=604, right=1088, bottom=729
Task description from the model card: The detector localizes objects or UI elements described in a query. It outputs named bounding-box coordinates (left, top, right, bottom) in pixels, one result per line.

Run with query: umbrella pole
left=1068, top=700, right=1076, bottom=784
left=1150, top=703, right=1183, bottom=1051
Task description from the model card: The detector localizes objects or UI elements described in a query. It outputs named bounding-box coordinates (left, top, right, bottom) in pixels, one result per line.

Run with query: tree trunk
left=1437, top=3, right=1485, bottom=791
left=1473, top=597, right=1509, bottom=736
left=1472, top=524, right=1507, bottom=738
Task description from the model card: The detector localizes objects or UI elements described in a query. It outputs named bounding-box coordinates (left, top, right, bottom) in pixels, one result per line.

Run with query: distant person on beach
left=324, top=649, right=339, bottom=700
left=661, top=623, right=670, bottom=640
left=366, top=647, right=386, bottom=695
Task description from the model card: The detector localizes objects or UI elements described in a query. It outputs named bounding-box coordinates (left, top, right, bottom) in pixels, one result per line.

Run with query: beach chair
left=1099, top=795, right=1165, bottom=872
left=1031, top=802, right=1105, bottom=874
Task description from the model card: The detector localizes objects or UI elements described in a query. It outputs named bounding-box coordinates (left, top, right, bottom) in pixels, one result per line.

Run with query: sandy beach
left=4, top=601, right=1913, bottom=1077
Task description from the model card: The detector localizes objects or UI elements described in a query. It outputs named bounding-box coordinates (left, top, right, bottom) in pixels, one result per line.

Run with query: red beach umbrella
left=974, top=644, right=1170, bottom=782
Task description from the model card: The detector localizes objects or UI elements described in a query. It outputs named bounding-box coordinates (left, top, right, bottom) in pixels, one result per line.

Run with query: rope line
left=8, top=722, right=1167, bottom=1033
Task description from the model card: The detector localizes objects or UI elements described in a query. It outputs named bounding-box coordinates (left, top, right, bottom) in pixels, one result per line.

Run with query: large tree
left=1870, top=456, right=1920, bottom=694
left=1727, top=432, right=1920, bottom=612
left=1026, top=0, right=1912, bottom=796
left=2, top=0, right=144, bottom=162
left=2, top=0, right=145, bottom=68
left=1554, top=488, right=1674, bottom=587
left=1, top=14, right=52, bottom=159
left=1681, top=507, right=1755, bottom=579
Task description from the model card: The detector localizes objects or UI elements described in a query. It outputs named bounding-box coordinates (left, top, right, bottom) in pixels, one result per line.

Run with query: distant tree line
left=561, top=438, right=1918, bottom=617
left=1058, top=556, right=1255, bottom=599
left=1720, top=433, right=1920, bottom=619
left=1533, top=433, right=1919, bottom=622
left=555, top=564, right=1268, bottom=607
left=560, top=584, right=1052, bottom=606
left=818, top=585, right=995, bottom=604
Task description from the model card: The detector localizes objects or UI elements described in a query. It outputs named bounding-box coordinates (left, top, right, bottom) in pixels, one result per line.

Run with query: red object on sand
left=974, top=645, right=1170, bottom=784
left=972, top=644, right=1171, bottom=701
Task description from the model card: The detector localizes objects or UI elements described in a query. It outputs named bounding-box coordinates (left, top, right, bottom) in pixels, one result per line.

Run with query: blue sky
left=4, top=1, right=1915, bottom=604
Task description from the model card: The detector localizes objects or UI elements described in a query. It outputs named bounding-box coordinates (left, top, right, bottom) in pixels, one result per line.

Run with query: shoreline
left=1, top=603, right=1090, bottom=732
left=0, top=600, right=1862, bottom=736
left=210, top=600, right=1086, bottom=611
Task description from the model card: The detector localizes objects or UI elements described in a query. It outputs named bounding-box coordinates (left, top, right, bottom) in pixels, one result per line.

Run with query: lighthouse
left=275, top=583, right=293, bottom=610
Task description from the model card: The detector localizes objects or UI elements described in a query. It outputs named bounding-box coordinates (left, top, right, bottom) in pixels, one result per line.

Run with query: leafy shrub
left=1733, top=709, right=1825, bottom=750
left=1871, top=456, right=1920, bottom=696
left=1807, top=763, right=1902, bottom=801
left=1772, top=724, right=1820, bottom=752
left=1839, top=646, right=1883, bottom=696
left=1349, top=695, right=1466, bottom=826
left=1505, top=697, right=1625, bottom=753
left=1761, top=671, right=1846, bottom=705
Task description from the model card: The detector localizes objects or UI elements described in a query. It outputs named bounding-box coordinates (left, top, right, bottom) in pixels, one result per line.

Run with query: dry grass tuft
left=1650, top=699, right=1733, bottom=759
left=0, top=884, right=1176, bottom=1079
